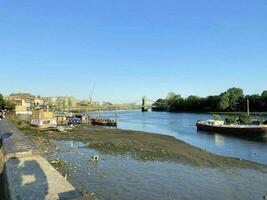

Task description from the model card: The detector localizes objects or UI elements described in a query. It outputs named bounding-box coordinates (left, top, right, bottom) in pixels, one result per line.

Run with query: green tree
left=166, top=92, right=177, bottom=100
left=152, top=98, right=168, bottom=111
left=213, top=114, right=221, bottom=121
left=185, top=95, right=201, bottom=111
left=167, top=94, right=184, bottom=112
left=0, top=94, right=4, bottom=109
left=238, top=114, right=252, bottom=125
left=0, top=93, right=15, bottom=110
left=153, top=88, right=267, bottom=113
left=218, top=92, right=230, bottom=111
left=261, top=90, right=267, bottom=98
left=5, top=101, right=15, bottom=110
left=227, top=87, right=244, bottom=111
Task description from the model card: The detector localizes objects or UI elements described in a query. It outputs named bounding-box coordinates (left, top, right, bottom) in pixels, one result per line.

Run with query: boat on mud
left=196, top=119, right=267, bottom=136
left=91, top=118, right=117, bottom=127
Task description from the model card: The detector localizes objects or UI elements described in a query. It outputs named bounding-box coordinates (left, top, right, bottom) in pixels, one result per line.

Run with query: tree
left=152, top=98, right=168, bottom=111
left=227, top=87, right=244, bottom=111
left=261, top=91, right=267, bottom=111
left=185, top=95, right=202, bottom=111
left=5, top=101, right=15, bottom=110
left=262, top=91, right=267, bottom=98
left=0, top=93, right=15, bottom=110
left=166, top=92, right=177, bottom=100
left=0, top=94, right=4, bottom=109
left=204, top=96, right=220, bottom=111
left=218, top=92, right=230, bottom=111
left=167, top=94, right=184, bottom=112
left=153, top=88, right=267, bottom=113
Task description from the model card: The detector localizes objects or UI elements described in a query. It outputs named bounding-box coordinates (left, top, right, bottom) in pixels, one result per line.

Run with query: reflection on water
left=88, top=110, right=267, bottom=164
left=214, top=134, right=225, bottom=147
left=54, top=141, right=267, bottom=200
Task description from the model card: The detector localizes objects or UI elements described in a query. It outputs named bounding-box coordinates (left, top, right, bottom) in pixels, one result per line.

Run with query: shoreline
left=18, top=124, right=267, bottom=172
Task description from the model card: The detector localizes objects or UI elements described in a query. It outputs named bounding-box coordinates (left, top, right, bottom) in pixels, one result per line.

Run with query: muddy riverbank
left=19, top=124, right=267, bottom=172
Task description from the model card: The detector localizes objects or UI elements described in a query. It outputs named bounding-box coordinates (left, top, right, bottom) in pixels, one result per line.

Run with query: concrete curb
left=0, top=120, right=81, bottom=200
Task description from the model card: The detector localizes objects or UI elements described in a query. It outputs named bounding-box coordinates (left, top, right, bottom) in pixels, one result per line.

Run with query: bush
left=213, top=114, right=221, bottom=121
left=225, top=115, right=237, bottom=124
left=238, top=114, right=252, bottom=125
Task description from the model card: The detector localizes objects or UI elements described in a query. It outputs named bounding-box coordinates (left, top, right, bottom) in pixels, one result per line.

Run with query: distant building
left=44, top=96, right=77, bottom=109
left=54, top=113, right=67, bottom=125
left=15, top=105, right=32, bottom=115
left=6, top=93, right=35, bottom=108
left=102, top=102, right=113, bottom=106
left=33, top=96, right=45, bottom=108
left=7, top=93, right=78, bottom=110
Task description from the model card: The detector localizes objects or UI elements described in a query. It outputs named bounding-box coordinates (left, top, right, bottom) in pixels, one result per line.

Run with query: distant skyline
left=1, top=1, right=267, bottom=103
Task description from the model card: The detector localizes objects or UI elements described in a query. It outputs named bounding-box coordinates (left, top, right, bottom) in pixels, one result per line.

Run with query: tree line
left=152, top=88, right=267, bottom=113
left=0, top=94, right=15, bottom=110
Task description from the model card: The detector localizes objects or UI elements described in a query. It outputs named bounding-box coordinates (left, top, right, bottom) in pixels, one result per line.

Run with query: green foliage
left=152, top=98, right=169, bottom=111
left=213, top=114, right=221, bottom=121
left=218, top=92, right=230, bottom=111
left=225, top=115, right=237, bottom=124
left=5, top=101, right=15, bottom=110
left=227, top=87, right=244, bottom=110
left=238, top=114, right=252, bottom=125
left=262, top=91, right=267, bottom=98
left=167, top=94, right=184, bottom=112
left=17, top=123, right=30, bottom=130
left=0, top=93, right=15, bottom=110
left=152, top=88, right=267, bottom=113
left=0, top=94, right=4, bottom=109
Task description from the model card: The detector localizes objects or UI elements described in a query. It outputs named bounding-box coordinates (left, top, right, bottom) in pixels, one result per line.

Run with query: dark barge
left=196, top=120, right=267, bottom=136
left=91, top=118, right=117, bottom=127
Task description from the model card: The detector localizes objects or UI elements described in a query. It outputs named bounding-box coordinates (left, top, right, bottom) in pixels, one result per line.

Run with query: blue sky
left=1, top=0, right=267, bottom=103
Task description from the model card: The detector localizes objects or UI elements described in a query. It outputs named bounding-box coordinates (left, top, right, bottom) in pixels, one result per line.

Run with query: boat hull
left=196, top=122, right=267, bottom=136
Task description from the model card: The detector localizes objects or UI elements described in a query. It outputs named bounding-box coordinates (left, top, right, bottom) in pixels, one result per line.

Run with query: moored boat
left=91, top=118, right=117, bottom=127
left=196, top=120, right=267, bottom=136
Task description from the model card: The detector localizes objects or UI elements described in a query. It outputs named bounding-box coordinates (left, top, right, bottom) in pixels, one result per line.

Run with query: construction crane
left=89, top=82, right=96, bottom=105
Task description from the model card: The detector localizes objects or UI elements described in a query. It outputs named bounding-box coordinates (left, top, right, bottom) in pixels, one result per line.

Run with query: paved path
left=0, top=120, right=38, bottom=159
left=0, top=120, right=81, bottom=200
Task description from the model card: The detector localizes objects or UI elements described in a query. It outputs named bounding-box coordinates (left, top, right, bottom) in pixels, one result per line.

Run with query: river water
left=51, top=111, right=267, bottom=200
left=90, top=110, right=267, bottom=165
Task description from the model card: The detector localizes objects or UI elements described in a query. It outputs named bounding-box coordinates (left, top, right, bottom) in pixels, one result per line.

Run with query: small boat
left=196, top=120, right=267, bottom=136
left=67, top=117, right=81, bottom=126
left=90, top=118, right=117, bottom=127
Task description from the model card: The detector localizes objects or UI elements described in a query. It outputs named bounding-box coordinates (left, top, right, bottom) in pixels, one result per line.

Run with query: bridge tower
left=142, top=96, right=149, bottom=112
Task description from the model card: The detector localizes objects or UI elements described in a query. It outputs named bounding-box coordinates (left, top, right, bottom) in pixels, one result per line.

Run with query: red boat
left=196, top=120, right=267, bottom=136
left=90, top=118, right=117, bottom=127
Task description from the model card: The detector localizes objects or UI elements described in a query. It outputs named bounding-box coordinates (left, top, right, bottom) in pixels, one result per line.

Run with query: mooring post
left=115, top=106, right=118, bottom=127
left=99, top=107, right=101, bottom=118
left=142, top=96, right=148, bottom=112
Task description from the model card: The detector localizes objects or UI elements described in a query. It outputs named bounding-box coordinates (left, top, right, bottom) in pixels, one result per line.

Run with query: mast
left=247, top=99, right=250, bottom=116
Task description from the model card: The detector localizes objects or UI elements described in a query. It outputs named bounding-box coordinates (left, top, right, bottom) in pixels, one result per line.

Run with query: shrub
left=225, top=115, right=237, bottom=124
left=238, top=114, right=252, bottom=125
left=213, top=114, right=221, bottom=121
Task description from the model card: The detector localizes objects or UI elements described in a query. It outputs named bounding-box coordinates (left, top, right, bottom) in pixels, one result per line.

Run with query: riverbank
left=211, top=111, right=267, bottom=115
left=18, top=124, right=267, bottom=172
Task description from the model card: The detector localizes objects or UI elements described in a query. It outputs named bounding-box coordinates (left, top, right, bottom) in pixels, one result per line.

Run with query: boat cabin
left=206, top=120, right=224, bottom=126
left=68, top=118, right=81, bottom=126
left=31, top=109, right=57, bottom=129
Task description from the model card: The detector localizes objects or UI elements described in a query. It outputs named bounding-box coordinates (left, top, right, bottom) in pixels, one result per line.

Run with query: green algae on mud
left=20, top=124, right=267, bottom=171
